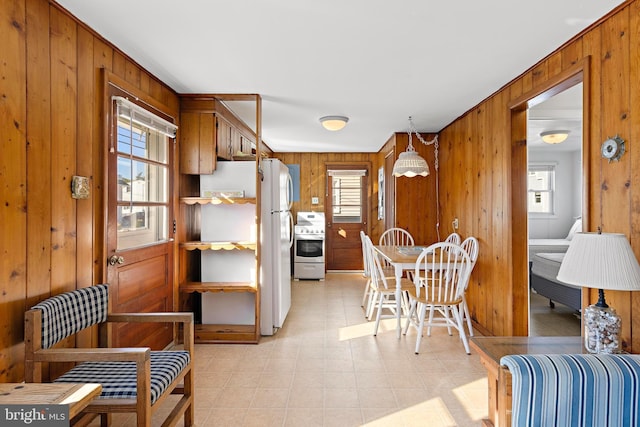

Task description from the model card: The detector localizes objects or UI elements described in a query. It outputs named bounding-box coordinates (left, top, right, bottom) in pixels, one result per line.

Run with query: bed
left=529, top=252, right=582, bottom=312
left=528, top=218, right=581, bottom=261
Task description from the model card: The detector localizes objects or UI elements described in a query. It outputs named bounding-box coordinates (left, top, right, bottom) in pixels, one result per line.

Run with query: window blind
left=113, top=96, right=178, bottom=138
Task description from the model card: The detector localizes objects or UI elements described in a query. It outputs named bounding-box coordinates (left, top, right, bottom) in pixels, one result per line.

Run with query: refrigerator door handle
left=287, top=211, right=294, bottom=248
left=286, top=173, right=293, bottom=210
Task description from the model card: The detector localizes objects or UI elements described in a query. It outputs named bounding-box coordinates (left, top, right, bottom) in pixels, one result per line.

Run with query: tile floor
left=101, top=272, right=580, bottom=426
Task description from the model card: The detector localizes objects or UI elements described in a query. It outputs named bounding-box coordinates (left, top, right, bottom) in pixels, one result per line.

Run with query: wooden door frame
left=100, top=70, right=179, bottom=346
left=508, top=57, right=590, bottom=336
left=324, top=161, right=371, bottom=270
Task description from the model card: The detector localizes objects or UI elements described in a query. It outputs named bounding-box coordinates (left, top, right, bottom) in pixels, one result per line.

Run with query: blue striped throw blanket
left=500, top=354, right=640, bottom=427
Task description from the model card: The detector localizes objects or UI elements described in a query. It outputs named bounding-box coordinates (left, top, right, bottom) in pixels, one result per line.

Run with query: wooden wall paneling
left=510, top=103, right=529, bottom=337
left=520, top=69, right=534, bottom=95
left=438, top=129, right=453, bottom=236
left=93, top=40, right=113, bottom=287
left=531, top=62, right=548, bottom=88
left=600, top=9, right=633, bottom=350
left=466, top=104, right=482, bottom=327
left=581, top=16, right=603, bottom=312
left=491, top=90, right=510, bottom=336
left=630, top=0, right=640, bottom=351
left=476, top=100, right=492, bottom=332
left=311, top=153, right=323, bottom=211
left=25, top=0, right=51, bottom=308
left=76, top=27, right=95, bottom=291
left=179, top=112, right=199, bottom=174
left=462, top=113, right=474, bottom=241
left=112, top=50, right=126, bottom=79
left=75, top=27, right=96, bottom=350
left=562, top=39, right=583, bottom=69
left=546, top=51, right=563, bottom=80
left=49, top=8, right=78, bottom=296
left=124, top=59, right=141, bottom=88
left=139, top=70, right=150, bottom=94
left=300, top=153, right=312, bottom=212
left=0, top=0, right=27, bottom=383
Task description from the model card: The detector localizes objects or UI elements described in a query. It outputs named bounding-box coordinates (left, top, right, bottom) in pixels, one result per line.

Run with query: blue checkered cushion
left=54, top=351, right=190, bottom=405
left=31, top=284, right=109, bottom=349
left=501, top=354, right=640, bottom=427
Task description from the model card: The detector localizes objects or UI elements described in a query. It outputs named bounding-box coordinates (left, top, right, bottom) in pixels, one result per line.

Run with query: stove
left=293, top=212, right=325, bottom=280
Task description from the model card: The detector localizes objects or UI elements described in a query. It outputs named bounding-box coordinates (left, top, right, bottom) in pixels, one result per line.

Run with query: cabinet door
left=240, top=134, right=254, bottom=154
left=216, top=116, right=233, bottom=160
left=180, top=112, right=215, bottom=174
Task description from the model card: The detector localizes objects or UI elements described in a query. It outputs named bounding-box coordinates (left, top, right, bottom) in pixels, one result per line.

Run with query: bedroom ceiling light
left=557, top=230, right=640, bottom=354
left=392, top=116, right=438, bottom=178
left=540, top=130, right=569, bottom=144
left=320, top=116, right=349, bottom=131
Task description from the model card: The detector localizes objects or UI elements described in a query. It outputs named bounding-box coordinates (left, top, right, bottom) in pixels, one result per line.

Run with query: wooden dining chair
left=363, top=235, right=414, bottom=334
left=460, top=236, right=479, bottom=336
left=403, top=242, right=472, bottom=354
left=444, top=232, right=461, bottom=245
left=379, top=227, right=415, bottom=246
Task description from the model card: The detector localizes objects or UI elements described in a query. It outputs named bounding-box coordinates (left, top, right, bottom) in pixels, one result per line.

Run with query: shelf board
left=180, top=196, right=256, bottom=205
left=180, top=241, right=257, bottom=251
left=194, top=324, right=259, bottom=344
left=180, top=282, right=257, bottom=293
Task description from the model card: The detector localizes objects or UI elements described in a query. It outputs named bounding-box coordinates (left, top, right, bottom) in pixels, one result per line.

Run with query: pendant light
left=392, top=116, right=438, bottom=177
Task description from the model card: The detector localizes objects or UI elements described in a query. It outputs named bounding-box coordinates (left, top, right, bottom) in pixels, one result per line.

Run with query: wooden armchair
left=24, top=284, right=194, bottom=427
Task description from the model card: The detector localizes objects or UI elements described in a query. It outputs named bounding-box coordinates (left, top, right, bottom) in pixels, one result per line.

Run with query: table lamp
left=556, top=231, right=640, bottom=354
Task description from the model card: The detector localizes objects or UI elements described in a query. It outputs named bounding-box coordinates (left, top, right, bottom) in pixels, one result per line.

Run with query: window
left=528, top=164, right=555, bottom=216
left=328, top=169, right=365, bottom=223
left=114, top=96, right=176, bottom=250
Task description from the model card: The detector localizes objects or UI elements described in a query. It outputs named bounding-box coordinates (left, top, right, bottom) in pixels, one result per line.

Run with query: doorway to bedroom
left=526, top=82, right=583, bottom=337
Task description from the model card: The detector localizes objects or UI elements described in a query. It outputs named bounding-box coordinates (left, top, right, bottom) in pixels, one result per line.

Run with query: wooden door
left=106, top=86, right=175, bottom=349
left=325, top=165, right=369, bottom=270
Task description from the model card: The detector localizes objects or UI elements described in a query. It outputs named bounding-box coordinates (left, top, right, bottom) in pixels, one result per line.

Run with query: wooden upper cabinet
left=179, top=96, right=256, bottom=173
left=216, top=116, right=233, bottom=160
left=180, top=111, right=216, bottom=174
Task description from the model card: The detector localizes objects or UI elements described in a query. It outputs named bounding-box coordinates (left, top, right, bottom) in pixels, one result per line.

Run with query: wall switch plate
left=452, top=218, right=459, bottom=230
left=311, top=197, right=319, bottom=205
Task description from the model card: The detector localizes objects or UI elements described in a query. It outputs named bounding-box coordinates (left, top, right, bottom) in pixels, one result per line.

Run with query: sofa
left=501, top=353, right=640, bottom=427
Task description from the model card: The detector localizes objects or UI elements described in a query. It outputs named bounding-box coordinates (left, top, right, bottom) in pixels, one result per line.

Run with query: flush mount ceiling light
left=319, top=115, right=349, bottom=131
left=540, top=130, right=570, bottom=144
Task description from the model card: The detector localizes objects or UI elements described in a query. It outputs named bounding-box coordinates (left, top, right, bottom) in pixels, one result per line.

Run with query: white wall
left=528, top=150, right=581, bottom=238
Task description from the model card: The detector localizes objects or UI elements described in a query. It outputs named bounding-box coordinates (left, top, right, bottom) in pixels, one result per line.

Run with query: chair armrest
left=106, top=312, right=194, bottom=354
left=107, top=312, right=193, bottom=324
left=32, top=347, right=150, bottom=363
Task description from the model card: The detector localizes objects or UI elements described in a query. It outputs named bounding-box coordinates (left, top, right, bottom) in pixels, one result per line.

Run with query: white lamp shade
left=392, top=151, right=429, bottom=177
left=320, top=116, right=348, bottom=131
left=557, top=232, right=640, bottom=291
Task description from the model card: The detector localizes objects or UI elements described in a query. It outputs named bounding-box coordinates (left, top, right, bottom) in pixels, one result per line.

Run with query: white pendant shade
left=392, top=150, right=429, bottom=177
left=557, top=232, right=640, bottom=291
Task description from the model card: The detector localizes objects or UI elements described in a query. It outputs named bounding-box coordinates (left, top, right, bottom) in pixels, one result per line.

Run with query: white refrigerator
left=260, top=158, right=294, bottom=335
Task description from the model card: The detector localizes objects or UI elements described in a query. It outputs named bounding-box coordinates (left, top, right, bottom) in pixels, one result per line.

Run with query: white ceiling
left=528, top=83, right=583, bottom=153
left=55, top=0, right=622, bottom=153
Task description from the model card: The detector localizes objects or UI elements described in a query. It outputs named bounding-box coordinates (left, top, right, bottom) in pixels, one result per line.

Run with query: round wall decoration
left=601, top=135, right=625, bottom=162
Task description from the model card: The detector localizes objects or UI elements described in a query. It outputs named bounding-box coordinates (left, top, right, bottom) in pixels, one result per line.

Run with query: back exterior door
left=105, top=84, right=176, bottom=349
left=325, top=164, right=369, bottom=270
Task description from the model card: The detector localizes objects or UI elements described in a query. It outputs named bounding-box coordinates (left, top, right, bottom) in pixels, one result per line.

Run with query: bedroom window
left=528, top=165, right=555, bottom=216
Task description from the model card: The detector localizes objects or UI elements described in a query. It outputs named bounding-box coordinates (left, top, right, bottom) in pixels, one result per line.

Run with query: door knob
left=108, top=255, right=124, bottom=266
